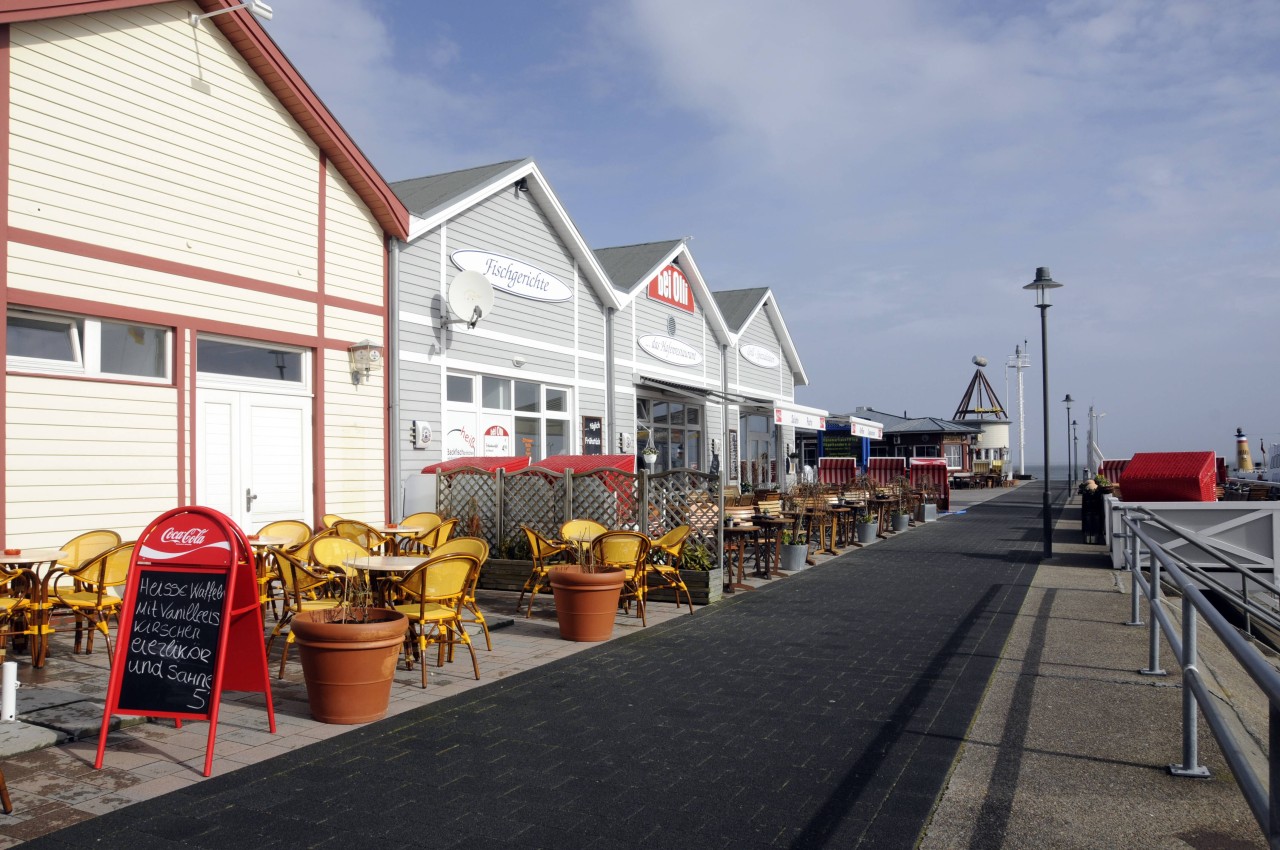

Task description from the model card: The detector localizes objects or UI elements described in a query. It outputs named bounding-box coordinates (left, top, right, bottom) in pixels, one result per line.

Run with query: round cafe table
left=344, top=555, right=425, bottom=605
left=0, top=548, right=68, bottom=668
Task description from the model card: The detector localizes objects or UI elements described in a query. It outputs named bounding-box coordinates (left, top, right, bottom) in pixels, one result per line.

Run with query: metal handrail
left=1127, top=508, right=1280, bottom=639
left=1120, top=507, right=1280, bottom=848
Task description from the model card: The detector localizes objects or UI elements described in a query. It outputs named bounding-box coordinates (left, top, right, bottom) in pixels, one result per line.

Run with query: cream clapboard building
left=0, top=1, right=409, bottom=545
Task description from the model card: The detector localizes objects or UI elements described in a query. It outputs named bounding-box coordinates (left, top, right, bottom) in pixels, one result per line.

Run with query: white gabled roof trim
left=613, top=242, right=734, bottom=348
left=404, top=160, right=621, bottom=311
left=730, top=290, right=809, bottom=388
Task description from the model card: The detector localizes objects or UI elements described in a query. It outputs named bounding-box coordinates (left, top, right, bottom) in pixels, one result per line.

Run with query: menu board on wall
left=728, top=429, right=739, bottom=481
left=582, top=416, right=603, bottom=455
left=822, top=432, right=856, bottom=458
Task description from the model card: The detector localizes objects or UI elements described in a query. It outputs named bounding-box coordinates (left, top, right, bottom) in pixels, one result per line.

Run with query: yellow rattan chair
left=590, top=530, right=651, bottom=626
left=560, top=518, right=608, bottom=562
left=0, top=566, right=36, bottom=663
left=396, top=512, right=443, bottom=554
left=55, top=530, right=122, bottom=573
left=430, top=536, right=491, bottom=650
left=332, top=519, right=395, bottom=554
left=517, top=526, right=570, bottom=618
left=254, top=521, right=313, bottom=615
left=416, top=518, right=458, bottom=555
left=46, top=541, right=135, bottom=664
left=390, top=553, right=480, bottom=688
left=649, top=525, right=694, bottom=614
left=264, top=547, right=347, bottom=678
left=255, top=520, right=312, bottom=547
left=320, top=513, right=342, bottom=529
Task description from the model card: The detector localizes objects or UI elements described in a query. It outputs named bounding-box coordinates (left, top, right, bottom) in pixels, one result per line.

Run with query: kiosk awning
left=421, top=456, right=532, bottom=474
left=531, top=454, right=637, bottom=474
left=773, top=401, right=829, bottom=431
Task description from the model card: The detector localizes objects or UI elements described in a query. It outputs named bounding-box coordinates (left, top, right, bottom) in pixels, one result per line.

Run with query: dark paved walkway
left=25, top=486, right=1063, bottom=850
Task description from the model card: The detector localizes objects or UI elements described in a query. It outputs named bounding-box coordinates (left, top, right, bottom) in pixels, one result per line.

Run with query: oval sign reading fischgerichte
left=451, top=250, right=572, bottom=303
left=740, top=344, right=780, bottom=369
left=638, top=334, right=703, bottom=367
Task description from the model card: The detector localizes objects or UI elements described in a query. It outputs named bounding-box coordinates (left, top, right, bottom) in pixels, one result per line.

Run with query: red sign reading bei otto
left=647, top=264, right=694, bottom=313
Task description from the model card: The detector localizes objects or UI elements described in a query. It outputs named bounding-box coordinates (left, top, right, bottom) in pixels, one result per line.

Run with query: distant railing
left=1119, top=506, right=1280, bottom=847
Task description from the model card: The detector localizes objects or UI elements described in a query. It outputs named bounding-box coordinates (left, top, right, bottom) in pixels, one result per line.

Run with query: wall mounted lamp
left=512, top=356, right=526, bottom=368
left=515, top=178, right=529, bottom=193
left=347, top=339, right=384, bottom=385
left=191, top=0, right=273, bottom=26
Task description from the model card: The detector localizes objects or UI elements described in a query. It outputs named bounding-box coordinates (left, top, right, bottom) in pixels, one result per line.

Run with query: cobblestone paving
left=14, top=486, right=1060, bottom=849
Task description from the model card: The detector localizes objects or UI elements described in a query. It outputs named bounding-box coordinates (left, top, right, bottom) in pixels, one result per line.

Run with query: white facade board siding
left=443, top=192, right=596, bottom=361
left=322, top=350, right=385, bottom=518
left=4, top=6, right=394, bottom=540
left=394, top=186, right=610, bottom=477
left=734, top=306, right=792, bottom=402
left=5, top=376, right=178, bottom=545
left=324, top=163, right=385, bottom=303
left=9, top=9, right=322, bottom=288
left=629, top=284, right=722, bottom=388
left=8, top=242, right=318, bottom=336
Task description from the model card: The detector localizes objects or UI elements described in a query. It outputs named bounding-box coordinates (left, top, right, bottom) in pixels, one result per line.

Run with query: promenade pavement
left=1, top=483, right=1271, bottom=848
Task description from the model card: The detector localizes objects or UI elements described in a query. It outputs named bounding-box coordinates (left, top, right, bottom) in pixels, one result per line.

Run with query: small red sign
left=647, top=264, right=694, bottom=313
left=137, top=514, right=233, bottom=567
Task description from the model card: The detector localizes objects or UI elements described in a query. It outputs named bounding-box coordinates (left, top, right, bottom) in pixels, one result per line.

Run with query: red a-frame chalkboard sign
left=96, top=506, right=275, bottom=776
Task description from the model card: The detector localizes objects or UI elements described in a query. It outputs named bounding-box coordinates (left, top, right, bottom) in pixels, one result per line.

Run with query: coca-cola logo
left=159, top=528, right=210, bottom=546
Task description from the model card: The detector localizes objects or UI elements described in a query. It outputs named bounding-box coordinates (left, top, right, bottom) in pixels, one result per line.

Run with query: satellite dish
left=972, top=355, right=988, bottom=367
left=446, top=271, right=495, bottom=329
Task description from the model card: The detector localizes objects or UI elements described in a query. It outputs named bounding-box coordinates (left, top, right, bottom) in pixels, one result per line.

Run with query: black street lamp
left=1062, top=394, right=1074, bottom=489
left=1025, top=267, right=1063, bottom=559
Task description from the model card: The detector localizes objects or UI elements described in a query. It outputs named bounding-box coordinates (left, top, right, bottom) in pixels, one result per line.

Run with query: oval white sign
left=451, top=250, right=572, bottom=303
left=741, top=344, right=780, bottom=369
left=638, top=334, right=703, bottom=367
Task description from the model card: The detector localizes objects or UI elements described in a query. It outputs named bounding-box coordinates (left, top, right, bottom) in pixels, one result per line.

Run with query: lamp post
left=1072, top=419, right=1079, bottom=485
left=1025, top=267, right=1063, bottom=559
left=1062, top=394, right=1074, bottom=489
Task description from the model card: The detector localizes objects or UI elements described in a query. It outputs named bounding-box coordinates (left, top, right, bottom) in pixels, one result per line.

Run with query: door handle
left=246, top=488, right=258, bottom=513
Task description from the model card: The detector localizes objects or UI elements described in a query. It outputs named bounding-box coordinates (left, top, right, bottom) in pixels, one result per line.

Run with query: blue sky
left=263, top=0, right=1280, bottom=467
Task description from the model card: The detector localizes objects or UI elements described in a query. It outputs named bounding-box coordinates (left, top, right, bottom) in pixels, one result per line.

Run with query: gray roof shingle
left=391, top=159, right=529, bottom=217
left=853, top=407, right=981, bottom=435
left=594, top=241, right=683, bottom=292
left=713, top=288, right=769, bottom=332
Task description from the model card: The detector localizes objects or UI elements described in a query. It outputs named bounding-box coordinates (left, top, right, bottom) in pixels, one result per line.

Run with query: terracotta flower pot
left=549, top=565, right=624, bottom=642
left=290, top=608, right=409, bottom=724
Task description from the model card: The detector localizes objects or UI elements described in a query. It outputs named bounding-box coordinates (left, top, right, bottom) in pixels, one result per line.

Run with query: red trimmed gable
left=0, top=0, right=409, bottom=240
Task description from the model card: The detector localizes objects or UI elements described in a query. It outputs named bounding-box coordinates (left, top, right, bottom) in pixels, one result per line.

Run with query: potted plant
left=891, top=509, right=911, bottom=533
left=288, top=571, right=409, bottom=724
left=643, top=444, right=660, bottom=469
left=549, top=561, right=625, bottom=642
left=916, top=482, right=939, bottom=523
left=653, top=542, right=720, bottom=606
left=781, top=529, right=808, bottom=571
left=855, top=511, right=878, bottom=545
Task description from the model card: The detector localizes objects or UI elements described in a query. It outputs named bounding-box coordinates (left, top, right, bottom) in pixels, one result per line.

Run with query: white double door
left=197, top=389, right=312, bottom=531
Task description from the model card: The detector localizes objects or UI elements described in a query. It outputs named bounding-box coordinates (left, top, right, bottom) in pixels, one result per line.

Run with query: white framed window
left=196, top=336, right=309, bottom=393
left=639, top=397, right=705, bottom=472
left=7, top=309, right=170, bottom=382
left=448, top=371, right=571, bottom=460
left=944, top=443, right=963, bottom=469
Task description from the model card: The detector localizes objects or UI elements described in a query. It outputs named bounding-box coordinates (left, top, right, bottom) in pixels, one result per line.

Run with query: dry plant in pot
left=286, top=559, right=409, bottom=724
